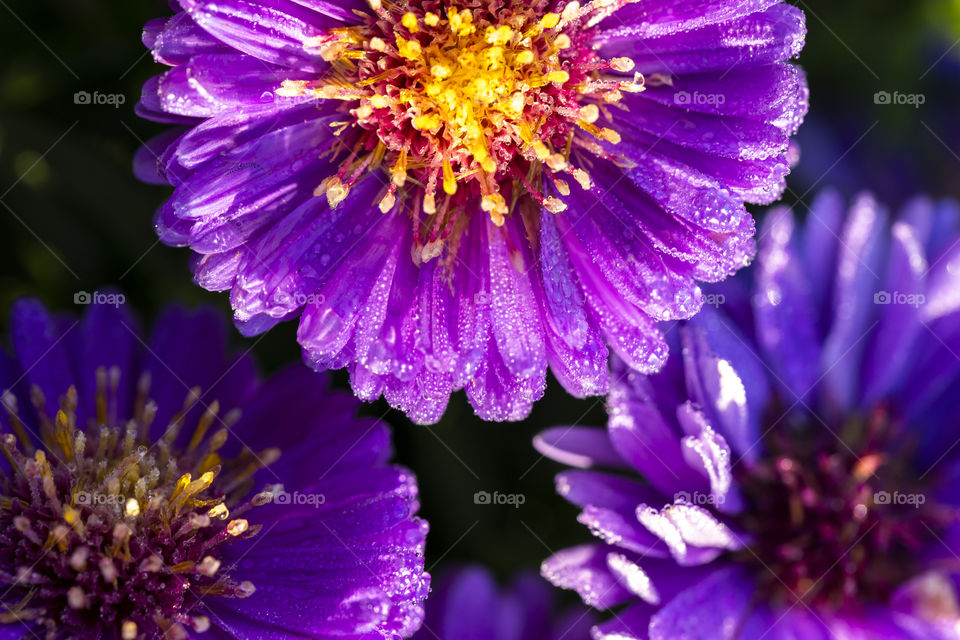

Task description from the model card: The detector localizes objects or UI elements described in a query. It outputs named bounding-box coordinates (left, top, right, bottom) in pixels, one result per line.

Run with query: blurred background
left=1, top=0, right=959, bottom=583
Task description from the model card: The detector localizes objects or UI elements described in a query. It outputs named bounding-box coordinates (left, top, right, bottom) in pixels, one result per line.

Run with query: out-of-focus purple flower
left=136, top=0, right=807, bottom=423
left=412, top=566, right=593, bottom=640
left=537, top=190, right=960, bottom=638
left=0, top=296, right=429, bottom=639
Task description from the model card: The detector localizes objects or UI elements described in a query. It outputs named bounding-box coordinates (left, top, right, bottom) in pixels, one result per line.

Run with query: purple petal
left=541, top=544, right=633, bottom=610
left=534, top=426, right=627, bottom=470
left=648, top=566, right=754, bottom=640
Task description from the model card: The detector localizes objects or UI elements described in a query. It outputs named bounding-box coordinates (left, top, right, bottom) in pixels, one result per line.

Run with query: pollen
left=396, top=36, right=422, bottom=59
left=401, top=12, right=419, bottom=32
left=227, top=519, right=249, bottom=536
left=121, top=621, right=138, bottom=640
left=299, top=0, right=641, bottom=254
left=0, top=367, right=282, bottom=639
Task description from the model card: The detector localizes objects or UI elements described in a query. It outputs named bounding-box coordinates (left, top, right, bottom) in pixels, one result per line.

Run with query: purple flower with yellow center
left=537, top=191, right=960, bottom=638
left=411, top=566, right=593, bottom=639
left=0, top=297, right=429, bottom=639
left=137, top=0, right=807, bottom=423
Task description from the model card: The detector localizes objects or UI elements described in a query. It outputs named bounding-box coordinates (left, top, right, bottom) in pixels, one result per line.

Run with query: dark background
left=1, top=0, right=958, bottom=580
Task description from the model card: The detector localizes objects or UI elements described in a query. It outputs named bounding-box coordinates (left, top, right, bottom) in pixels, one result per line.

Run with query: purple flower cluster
left=137, top=0, right=807, bottom=423
left=0, top=299, right=428, bottom=639
left=15, top=0, right=960, bottom=636
left=537, top=191, right=960, bottom=638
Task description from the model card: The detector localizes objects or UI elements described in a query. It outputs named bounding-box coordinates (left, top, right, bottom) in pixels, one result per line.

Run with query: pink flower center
left=735, top=405, right=956, bottom=612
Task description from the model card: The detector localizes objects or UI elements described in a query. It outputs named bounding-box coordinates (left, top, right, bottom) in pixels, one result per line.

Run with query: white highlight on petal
left=637, top=504, right=686, bottom=558
left=716, top=359, right=746, bottom=412
left=664, top=503, right=740, bottom=551
left=682, top=419, right=733, bottom=503
left=892, top=571, right=960, bottom=627
left=606, top=553, right=659, bottom=605
left=637, top=501, right=741, bottom=563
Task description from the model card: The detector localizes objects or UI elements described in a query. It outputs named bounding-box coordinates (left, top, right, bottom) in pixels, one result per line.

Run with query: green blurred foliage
left=940, top=0, right=960, bottom=32
left=1, top=0, right=959, bottom=580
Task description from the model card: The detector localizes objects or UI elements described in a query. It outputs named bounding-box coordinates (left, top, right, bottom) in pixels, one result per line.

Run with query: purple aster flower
left=411, top=565, right=593, bottom=639
left=0, top=296, right=429, bottom=639
left=537, top=190, right=960, bottom=638
left=137, top=0, right=807, bottom=423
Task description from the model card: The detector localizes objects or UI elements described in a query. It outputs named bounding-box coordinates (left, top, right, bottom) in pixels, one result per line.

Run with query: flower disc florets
left=0, top=369, right=276, bottom=639
left=736, top=405, right=954, bottom=611
left=282, top=0, right=642, bottom=253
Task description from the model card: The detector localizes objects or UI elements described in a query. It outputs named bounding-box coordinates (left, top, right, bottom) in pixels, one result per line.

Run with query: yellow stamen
left=276, top=80, right=310, bottom=97
left=379, top=191, right=396, bottom=213
left=423, top=192, right=437, bottom=214
left=401, top=12, right=419, bottom=33
left=579, top=104, right=600, bottom=123
left=515, top=49, right=535, bottom=65
left=121, top=622, right=137, bottom=640
left=413, top=114, right=441, bottom=130
left=481, top=193, right=509, bottom=226
left=207, top=503, right=229, bottom=520
left=227, top=519, right=249, bottom=536
left=486, top=25, right=514, bottom=46
left=539, top=13, right=561, bottom=29
left=571, top=168, right=593, bottom=189
left=543, top=197, right=567, bottom=213
left=442, top=158, right=457, bottom=195
left=610, top=57, right=635, bottom=72
left=600, top=128, right=621, bottom=144
left=392, top=149, right=408, bottom=186
left=546, top=153, right=567, bottom=171
left=323, top=177, right=350, bottom=207
left=396, top=36, right=422, bottom=60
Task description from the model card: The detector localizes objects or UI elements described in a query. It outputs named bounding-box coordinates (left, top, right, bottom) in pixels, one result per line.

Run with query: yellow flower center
left=280, top=0, right=644, bottom=259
